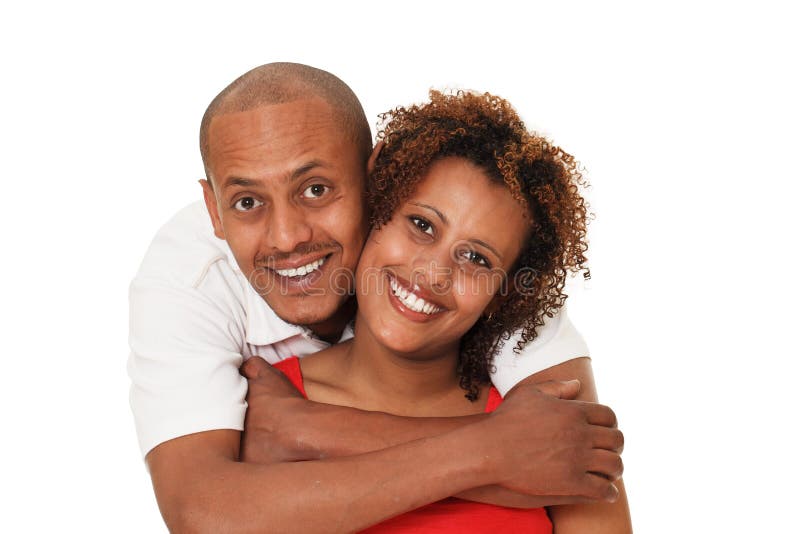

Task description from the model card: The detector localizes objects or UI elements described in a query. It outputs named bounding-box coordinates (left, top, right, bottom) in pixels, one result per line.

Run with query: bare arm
left=148, top=427, right=488, bottom=533
left=239, top=357, right=485, bottom=462
left=236, top=358, right=622, bottom=516
left=148, top=377, right=621, bottom=533
left=534, top=358, right=633, bottom=534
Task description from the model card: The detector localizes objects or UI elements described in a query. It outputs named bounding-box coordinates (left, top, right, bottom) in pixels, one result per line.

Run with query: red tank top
left=272, top=356, right=552, bottom=533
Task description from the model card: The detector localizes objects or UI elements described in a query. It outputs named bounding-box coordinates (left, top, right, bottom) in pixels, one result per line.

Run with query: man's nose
left=266, top=203, right=313, bottom=253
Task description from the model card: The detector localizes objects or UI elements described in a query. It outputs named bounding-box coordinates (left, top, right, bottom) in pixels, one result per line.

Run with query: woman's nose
left=411, top=245, right=454, bottom=291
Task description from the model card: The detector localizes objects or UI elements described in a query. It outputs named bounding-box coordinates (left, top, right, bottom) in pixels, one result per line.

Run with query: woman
left=273, top=90, right=631, bottom=532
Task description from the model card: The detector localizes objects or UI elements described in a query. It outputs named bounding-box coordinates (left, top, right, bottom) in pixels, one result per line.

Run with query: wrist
left=444, top=417, right=503, bottom=489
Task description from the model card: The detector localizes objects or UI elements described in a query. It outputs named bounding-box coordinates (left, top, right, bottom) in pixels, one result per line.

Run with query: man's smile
left=270, top=254, right=329, bottom=278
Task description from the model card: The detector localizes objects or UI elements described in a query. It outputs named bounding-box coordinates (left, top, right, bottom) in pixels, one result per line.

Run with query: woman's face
left=355, top=156, right=530, bottom=358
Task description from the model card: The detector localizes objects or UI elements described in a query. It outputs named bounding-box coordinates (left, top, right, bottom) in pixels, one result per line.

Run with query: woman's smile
left=386, top=272, right=447, bottom=322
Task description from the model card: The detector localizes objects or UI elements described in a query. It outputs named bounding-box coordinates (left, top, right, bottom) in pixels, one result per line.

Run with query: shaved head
left=200, top=62, right=372, bottom=181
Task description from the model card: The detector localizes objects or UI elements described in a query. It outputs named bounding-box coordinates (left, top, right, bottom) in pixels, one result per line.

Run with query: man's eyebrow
left=410, top=202, right=448, bottom=225
left=222, top=176, right=258, bottom=190
left=289, top=160, right=327, bottom=182
left=220, top=160, right=329, bottom=190
left=470, top=238, right=503, bottom=261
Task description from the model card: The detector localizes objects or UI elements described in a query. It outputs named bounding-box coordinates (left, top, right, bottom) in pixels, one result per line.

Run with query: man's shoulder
left=133, top=201, right=237, bottom=289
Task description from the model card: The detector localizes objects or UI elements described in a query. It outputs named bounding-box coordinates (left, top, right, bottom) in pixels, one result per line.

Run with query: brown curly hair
left=368, top=90, right=590, bottom=400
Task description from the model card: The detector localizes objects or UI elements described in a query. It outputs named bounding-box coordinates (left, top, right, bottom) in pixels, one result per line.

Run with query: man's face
left=202, top=97, right=369, bottom=332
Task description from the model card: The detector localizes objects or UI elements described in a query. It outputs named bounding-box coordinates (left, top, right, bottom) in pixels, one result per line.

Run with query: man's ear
left=366, top=141, right=385, bottom=175
left=200, top=179, right=225, bottom=240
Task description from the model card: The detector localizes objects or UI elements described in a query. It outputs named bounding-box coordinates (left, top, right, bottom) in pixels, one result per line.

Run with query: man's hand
left=239, top=356, right=308, bottom=463
left=481, top=380, right=624, bottom=502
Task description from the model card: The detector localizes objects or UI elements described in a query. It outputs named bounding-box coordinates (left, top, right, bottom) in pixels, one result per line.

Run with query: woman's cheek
left=456, top=272, right=498, bottom=315
left=367, top=224, right=413, bottom=264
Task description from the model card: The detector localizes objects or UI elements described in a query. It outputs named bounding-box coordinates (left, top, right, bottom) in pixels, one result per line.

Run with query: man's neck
left=307, top=297, right=358, bottom=344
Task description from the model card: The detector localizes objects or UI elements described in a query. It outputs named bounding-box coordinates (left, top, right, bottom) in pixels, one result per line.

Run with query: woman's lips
left=386, top=273, right=446, bottom=322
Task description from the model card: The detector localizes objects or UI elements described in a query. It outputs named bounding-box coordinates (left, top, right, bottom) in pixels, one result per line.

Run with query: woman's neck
left=337, top=312, right=467, bottom=413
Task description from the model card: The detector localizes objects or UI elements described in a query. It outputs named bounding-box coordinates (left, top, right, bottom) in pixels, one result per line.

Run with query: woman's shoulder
left=271, top=356, right=307, bottom=398
left=296, top=343, right=357, bottom=405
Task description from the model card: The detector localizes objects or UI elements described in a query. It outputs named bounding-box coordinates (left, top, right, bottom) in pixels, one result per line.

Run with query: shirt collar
left=243, top=281, right=309, bottom=346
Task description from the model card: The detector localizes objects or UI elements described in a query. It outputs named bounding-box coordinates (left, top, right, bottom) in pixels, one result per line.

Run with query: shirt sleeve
left=128, top=275, right=248, bottom=459
left=490, top=306, right=589, bottom=396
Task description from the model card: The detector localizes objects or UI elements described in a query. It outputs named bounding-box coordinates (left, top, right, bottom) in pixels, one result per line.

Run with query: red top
left=272, top=356, right=552, bottom=533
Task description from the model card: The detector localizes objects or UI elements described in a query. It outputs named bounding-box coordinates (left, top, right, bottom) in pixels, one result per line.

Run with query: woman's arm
left=533, top=357, right=633, bottom=533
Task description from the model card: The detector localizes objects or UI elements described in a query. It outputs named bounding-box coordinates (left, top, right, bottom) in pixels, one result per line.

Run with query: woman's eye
left=410, top=216, right=434, bottom=236
left=458, top=249, right=490, bottom=267
left=233, top=197, right=264, bottom=211
left=301, top=184, right=330, bottom=199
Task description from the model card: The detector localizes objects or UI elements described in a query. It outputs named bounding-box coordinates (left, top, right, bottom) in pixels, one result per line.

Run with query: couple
left=129, top=63, right=630, bottom=532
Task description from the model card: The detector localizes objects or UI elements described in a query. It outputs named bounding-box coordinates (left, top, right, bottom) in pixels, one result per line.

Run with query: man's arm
left=148, top=427, right=486, bottom=533
left=149, top=377, right=621, bottom=533
left=239, top=357, right=623, bottom=511
left=532, top=357, right=633, bottom=533
left=238, top=356, right=486, bottom=462
left=238, top=355, right=618, bottom=464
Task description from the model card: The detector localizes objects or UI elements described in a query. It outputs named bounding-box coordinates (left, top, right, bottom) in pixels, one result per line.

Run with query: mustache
left=255, top=241, right=340, bottom=267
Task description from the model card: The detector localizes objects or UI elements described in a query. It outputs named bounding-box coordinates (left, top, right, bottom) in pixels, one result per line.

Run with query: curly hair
left=368, top=90, right=590, bottom=401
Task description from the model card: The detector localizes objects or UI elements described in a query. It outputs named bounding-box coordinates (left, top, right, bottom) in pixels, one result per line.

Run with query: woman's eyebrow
left=409, top=202, right=448, bottom=224
left=469, top=239, right=502, bottom=261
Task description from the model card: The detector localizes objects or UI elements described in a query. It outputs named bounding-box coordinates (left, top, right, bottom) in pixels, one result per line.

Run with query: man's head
left=200, top=63, right=373, bottom=340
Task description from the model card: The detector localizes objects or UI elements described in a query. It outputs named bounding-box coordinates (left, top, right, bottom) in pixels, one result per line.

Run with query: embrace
left=129, top=63, right=631, bottom=532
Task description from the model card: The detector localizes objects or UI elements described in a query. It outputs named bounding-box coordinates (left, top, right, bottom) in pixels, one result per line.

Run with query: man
left=129, top=63, right=624, bottom=532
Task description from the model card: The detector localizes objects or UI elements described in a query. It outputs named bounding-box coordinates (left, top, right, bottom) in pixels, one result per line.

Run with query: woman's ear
left=483, top=268, right=518, bottom=321
left=367, top=140, right=385, bottom=174
left=483, top=294, right=506, bottom=322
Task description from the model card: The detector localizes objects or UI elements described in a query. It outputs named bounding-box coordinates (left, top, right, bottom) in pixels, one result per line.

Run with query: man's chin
left=267, top=298, right=343, bottom=330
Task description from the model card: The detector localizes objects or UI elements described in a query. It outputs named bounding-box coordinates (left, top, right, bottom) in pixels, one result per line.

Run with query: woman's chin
left=375, top=329, right=426, bottom=355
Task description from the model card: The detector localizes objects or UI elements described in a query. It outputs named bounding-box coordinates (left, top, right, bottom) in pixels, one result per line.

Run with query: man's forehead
left=205, top=99, right=364, bottom=187
left=208, top=97, right=339, bottom=143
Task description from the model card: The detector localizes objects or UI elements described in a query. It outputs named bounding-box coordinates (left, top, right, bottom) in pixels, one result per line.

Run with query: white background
left=2, top=1, right=798, bottom=532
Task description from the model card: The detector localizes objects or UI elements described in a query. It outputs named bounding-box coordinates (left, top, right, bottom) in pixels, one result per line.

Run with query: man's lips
left=260, top=253, right=332, bottom=278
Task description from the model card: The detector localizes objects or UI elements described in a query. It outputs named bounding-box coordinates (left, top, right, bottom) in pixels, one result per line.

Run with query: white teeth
left=275, top=257, right=325, bottom=278
left=389, top=277, right=441, bottom=315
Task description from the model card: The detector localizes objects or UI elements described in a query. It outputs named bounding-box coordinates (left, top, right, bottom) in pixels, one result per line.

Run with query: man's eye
left=233, top=197, right=264, bottom=211
left=301, top=184, right=330, bottom=199
left=410, top=216, right=434, bottom=236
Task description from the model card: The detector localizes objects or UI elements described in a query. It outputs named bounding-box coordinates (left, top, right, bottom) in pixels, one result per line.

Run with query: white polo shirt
left=128, top=201, right=589, bottom=457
